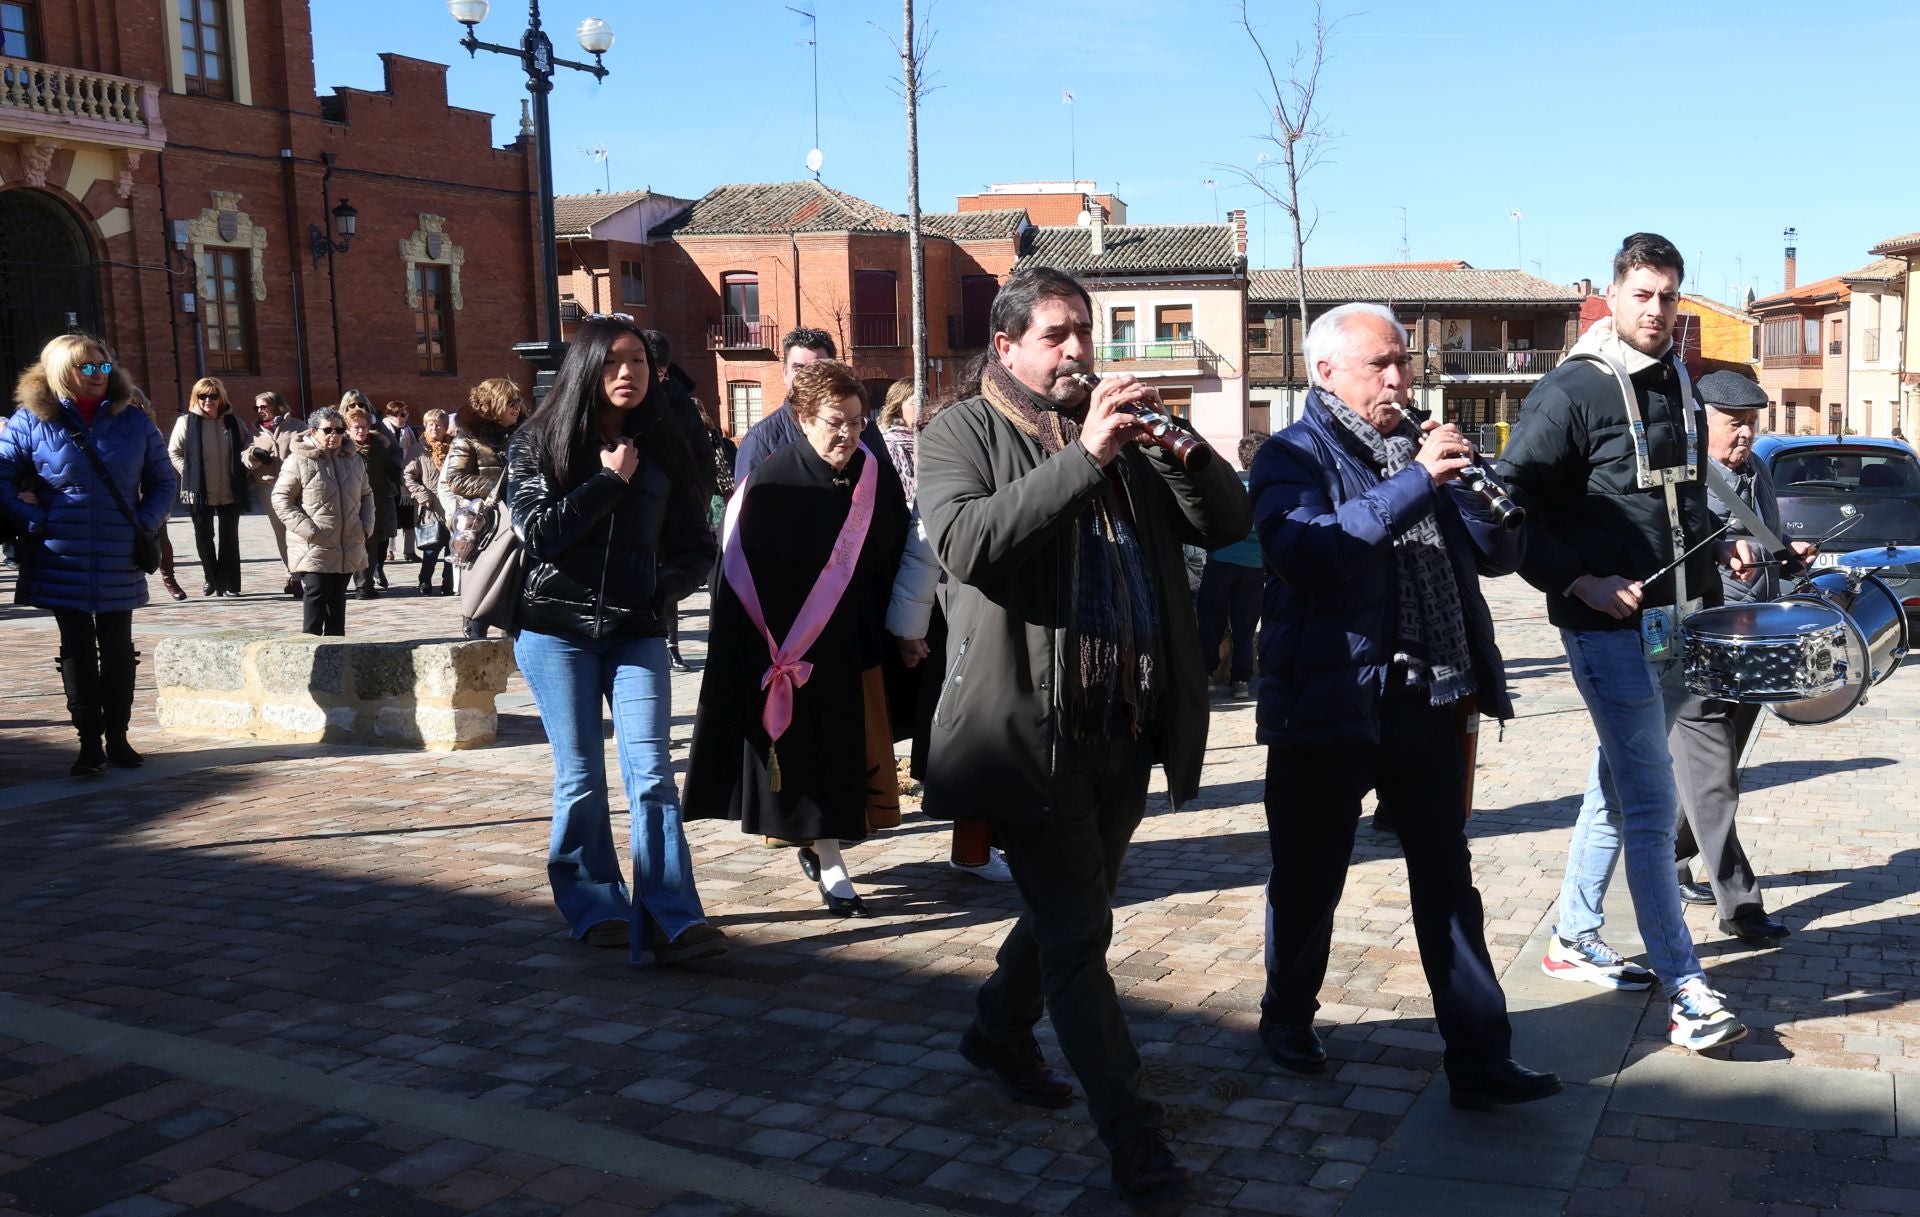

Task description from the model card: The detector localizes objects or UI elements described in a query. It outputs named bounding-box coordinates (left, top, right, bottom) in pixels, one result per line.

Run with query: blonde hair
left=465, top=377, right=521, bottom=427
left=422, top=408, right=449, bottom=428
left=879, top=379, right=916, bottom=429
left=189, top=376, right=232, bottom=416
left=338, top=389, right=373, bottom=414
left=39, top=333, right=114, bottom=401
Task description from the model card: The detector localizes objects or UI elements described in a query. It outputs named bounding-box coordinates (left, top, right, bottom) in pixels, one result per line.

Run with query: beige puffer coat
left=272, top=435, right=375, bottom=574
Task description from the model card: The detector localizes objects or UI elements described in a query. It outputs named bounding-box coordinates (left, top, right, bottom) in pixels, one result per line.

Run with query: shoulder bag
left=455, top=467, right=523, bottom=632
left=449, top=466, right=505, bottom=569
left=60, top=414, right=161, bottom=574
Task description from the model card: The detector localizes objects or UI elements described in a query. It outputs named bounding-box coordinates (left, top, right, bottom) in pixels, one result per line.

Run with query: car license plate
left=1813, top=551, right=1839, bottom=568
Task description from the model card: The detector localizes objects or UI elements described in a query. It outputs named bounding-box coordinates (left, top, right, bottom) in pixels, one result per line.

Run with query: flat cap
left=1698, top=370, right=1768, bottom=411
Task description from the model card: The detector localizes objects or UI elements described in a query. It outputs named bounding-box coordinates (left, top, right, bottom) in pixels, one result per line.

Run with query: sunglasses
left=314, top=426, right=345, bottom=435
left=79, top=362, right=113, bottom=377
left=582, top=312, right=636, bottom=324
left=196, top=392, right=220, bottom=400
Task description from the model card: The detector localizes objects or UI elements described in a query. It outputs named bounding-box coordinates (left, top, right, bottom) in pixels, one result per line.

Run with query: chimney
left=1088, top=199, right=1105, bottom=257
left=1228, top=208, right=1247, bottom=257
left=1783, top=226, right=1798, bottom=292
left=1577, top=277, right=1592, bottom=298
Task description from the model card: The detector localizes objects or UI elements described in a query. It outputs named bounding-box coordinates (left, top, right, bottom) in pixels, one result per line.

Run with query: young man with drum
left=1498, top=234, right=1756, bottom=1053
left=1670, top=372, right=1815, bottom=944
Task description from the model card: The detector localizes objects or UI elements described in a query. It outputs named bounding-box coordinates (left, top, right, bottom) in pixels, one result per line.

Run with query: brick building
left=0, top=0, right=542, bottom=431
left=1752, top=263, right=1862, bottom=437
left=620, top=180, right=1025, bottom=434
left=1247, top=263, right=1584, bottom=437
left=954, top=180, right=1126, bottom=226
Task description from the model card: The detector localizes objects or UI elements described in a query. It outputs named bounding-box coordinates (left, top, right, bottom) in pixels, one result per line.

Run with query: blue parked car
left=1753, top=434, right=1920, bottom=623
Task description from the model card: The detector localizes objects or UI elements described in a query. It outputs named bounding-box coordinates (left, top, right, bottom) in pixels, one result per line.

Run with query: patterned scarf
left=980, top=359, right=1161, bottom=737
left=1320, top=391, right=1477, bottom=707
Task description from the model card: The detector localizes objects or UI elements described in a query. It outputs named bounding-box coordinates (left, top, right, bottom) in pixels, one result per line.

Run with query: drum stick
left=1639, top=521, right=1734, bottom=589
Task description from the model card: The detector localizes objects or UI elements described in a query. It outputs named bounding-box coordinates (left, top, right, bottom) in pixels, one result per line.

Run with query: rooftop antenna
left=1508, top=209, right=1524, bottom=269
left=1204, top=178, right=1218, bottom=222
left=785, top=6, right=821, bottom=179
left=1395, top=204, right=1410, bottom=262
left=1062, top=89, right=1076, bottom=186
left=582, top=145, right=610, bottom=194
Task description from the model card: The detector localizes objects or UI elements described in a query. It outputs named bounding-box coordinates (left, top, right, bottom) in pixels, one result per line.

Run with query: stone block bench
left=155, top=631, right=516, bottom=750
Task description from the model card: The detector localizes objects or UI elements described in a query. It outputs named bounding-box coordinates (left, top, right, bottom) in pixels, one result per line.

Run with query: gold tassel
left=767, top=743, right=782, bottom=793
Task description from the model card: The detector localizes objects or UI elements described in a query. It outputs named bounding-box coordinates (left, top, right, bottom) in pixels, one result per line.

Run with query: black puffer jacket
left=1496, top=328, right=1718, bottom=631
left=506, top=428, right=716, bottom=640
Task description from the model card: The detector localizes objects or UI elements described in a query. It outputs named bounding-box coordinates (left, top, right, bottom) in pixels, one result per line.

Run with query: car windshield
left=1769, top=448, right=1920, bottom=497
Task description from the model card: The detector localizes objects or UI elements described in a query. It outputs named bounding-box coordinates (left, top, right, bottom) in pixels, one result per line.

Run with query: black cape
left=682, top=440, right=907, bottom=843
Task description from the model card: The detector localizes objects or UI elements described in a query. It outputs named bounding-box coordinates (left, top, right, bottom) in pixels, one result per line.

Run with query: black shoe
left=104, top=734, right=144, bottom=768
left=1109, top=1127, right=1190, bottom=1206
left=958, top=1025, right=1075, bottom=1109
left=71, top=736, right=107, bottom=778
left=1678, top=881, right=1715, bottom=907
left=654, top=922, right=728, bottom=965
left=376, top=570, right=390, bottom=590
left=582, top=919, right=628, bottom=948
left=667, top=646, right=693, bottom=672
left=1447, top=1058, right=1562, bottom=1109
left=1720, top=909, right=1791, bottom=944
left=818, top=883, right=871, bottom=918
left=357, top=587, right=378, bottom=600
left=201, top=583, right=215, bottom=597
left=1259, top=1021, right=1327, bottom=1074
left=285, top=578, right=302, bottom=600
left=418, top=576, right=433, bottom=595
left=798, top=846, right=821, bottom=882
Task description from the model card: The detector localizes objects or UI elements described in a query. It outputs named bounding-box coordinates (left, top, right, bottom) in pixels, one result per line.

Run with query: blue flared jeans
left=1554, top=626, right=1704, bottom=995
left=515, top=628, right=706, bottom=963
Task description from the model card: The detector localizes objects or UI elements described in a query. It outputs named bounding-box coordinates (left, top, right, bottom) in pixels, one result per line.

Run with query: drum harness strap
left=1698, top=461, right=1790, bottom=559
left=1569, top=350, right=1702, bottom=642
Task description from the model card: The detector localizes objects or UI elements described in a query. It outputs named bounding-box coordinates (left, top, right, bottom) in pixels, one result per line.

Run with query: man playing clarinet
left=1249, top=302, right=1559, bottom=1109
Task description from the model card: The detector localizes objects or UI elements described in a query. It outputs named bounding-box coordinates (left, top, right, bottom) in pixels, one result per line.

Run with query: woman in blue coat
left=0, top=335, right=178, bottom=776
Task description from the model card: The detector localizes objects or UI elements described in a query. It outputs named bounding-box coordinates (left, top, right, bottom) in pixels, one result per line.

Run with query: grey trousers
left=1668, top=694, right=1766, bottom=916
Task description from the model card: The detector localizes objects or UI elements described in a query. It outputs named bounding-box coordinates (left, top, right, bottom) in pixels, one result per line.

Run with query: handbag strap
left=58, top=409, right=146, bottom=535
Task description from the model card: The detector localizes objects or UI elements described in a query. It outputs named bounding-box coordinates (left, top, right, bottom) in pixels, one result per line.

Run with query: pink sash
left=720, top=444, right=879, bottom=753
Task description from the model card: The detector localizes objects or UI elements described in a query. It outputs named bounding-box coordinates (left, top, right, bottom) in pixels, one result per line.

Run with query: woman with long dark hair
left=508, top=315, right=724, bottom=964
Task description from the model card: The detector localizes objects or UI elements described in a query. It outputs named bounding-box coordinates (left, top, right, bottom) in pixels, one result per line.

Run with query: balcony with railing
left=1430, top=349, right=1563, bottom=379
left=852, top=312, right=902, bottom=347
left=708, top=314, right=775, bottom=352
left=0, top=57, right=168, bottom=151
left=1096, top=336, right=1221, bottom=377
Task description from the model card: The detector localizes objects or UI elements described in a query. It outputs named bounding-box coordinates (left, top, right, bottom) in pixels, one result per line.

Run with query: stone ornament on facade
left=401, top=215, right=465, bottom=312
left=117, top=151, right=142, bottom=201
left=185, top=191, right=270, bottom=301
left=21, top=139, right=61, bottom=189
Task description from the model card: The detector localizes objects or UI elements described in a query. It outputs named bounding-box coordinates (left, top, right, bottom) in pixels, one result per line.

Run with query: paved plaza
left=1, top=514, right=1918, bottom=1217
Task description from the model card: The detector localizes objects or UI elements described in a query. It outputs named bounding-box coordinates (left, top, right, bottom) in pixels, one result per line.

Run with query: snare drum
left=1681, top=601, right=1851, bottom=704
left=1770, top=569, right=1910, bottom=725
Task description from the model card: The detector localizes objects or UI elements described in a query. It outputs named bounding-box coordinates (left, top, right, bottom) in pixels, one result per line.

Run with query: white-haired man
left=1247, top=302, right=1559, bottom=1108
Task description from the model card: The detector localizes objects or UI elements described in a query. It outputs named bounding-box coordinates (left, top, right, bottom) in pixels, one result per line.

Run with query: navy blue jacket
left=1250, top=390, right=1517, bottom=747
left=734, top=402, right=900, bottom=490
left=0, top=364, right=177, bottom=614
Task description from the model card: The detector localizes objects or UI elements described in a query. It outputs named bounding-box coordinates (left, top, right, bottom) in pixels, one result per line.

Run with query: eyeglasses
left=79, top=362, right=113, bottom=377
left=314, top=426, right=345, bottom=435
left=810, top=415, right=867, bottom=437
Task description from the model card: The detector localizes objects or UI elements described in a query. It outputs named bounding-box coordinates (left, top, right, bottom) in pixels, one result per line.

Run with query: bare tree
left=1227, top=0, right=1342, bottom=340
left=877, top=4, right=938, bottom=409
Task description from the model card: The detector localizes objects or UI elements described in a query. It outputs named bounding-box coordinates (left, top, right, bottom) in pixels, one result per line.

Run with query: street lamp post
left=446, top=0, right=613, bottom=379
left=307, top=152, right=359, bottom=399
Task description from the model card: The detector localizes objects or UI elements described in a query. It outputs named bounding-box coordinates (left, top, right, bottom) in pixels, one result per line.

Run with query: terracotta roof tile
left=1248, top=265, right=1580, bottom=304
left=1870, top=232, right=1920, bottom=256
left=1750, top=259, right=1900, bottom=308
left=1681, top=293, right=1757, bottom=323
left=1015, top=224, right=1239, bottom=274
left=920, top=209, right=1027, bottom=241
left=651, top=181, right=905, bottom=238
left=553, top=190, right=670, bottom=237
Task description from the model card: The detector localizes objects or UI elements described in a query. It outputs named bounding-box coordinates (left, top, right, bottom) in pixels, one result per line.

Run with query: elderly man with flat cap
left=1669, top=371, right=1815, bottom=945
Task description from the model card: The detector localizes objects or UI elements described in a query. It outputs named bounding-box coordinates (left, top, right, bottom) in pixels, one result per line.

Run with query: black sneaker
left=1109, top=1127, right=1190, bottom=1206
left=654, top=922, right=728, bottom=965
left=958, top=1025, right=1074, bottom=1109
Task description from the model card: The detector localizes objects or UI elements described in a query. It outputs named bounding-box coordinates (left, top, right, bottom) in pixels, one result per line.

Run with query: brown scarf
left=979, top=359, right=1161, bottom=738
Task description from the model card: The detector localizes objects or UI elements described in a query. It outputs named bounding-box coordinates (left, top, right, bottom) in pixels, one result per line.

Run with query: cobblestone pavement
left=0, top=516, right=1917, bottom=1216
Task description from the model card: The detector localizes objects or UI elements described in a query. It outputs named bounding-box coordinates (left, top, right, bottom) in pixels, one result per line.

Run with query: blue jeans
left=514, top=629, right=706, bottom=963
left=1554, top=626, right=1702, bottom=994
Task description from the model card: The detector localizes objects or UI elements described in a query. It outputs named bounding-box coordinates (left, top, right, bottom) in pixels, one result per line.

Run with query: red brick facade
left=1, top=1, right=541, bottom=432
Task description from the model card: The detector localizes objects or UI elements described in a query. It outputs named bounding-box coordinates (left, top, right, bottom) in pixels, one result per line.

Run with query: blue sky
left=312, top=0, right=1920, bottom=302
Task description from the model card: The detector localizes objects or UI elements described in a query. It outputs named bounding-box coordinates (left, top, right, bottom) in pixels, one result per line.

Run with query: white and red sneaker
left=1541, top=935, right=1656, bottom=991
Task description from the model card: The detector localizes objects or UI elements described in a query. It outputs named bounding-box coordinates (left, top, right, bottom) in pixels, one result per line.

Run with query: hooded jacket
left=1495, top=318, right=1718, bottom=631
left=915, top=393, right=1252, bottom=824
left=271, top=433, right=375, bottom=575
left=0, top=362, right=177, bottom=613
left=1250, top=390, right=1517, bottom=747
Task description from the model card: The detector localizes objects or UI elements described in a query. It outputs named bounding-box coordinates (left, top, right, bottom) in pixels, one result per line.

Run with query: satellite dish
left=1075, top=211, right=1091, bottom=227
left=805, top=148, right=824, bottom=174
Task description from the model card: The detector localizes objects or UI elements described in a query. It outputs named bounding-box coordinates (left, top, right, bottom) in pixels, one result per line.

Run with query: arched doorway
left=0, top=189, right=101, bottom=401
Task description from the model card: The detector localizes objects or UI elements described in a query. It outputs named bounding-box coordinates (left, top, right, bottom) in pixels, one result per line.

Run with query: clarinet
left=1067, top=373, right=1213, bottom=471
left=1393, top=404, right=1525, bottom=531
